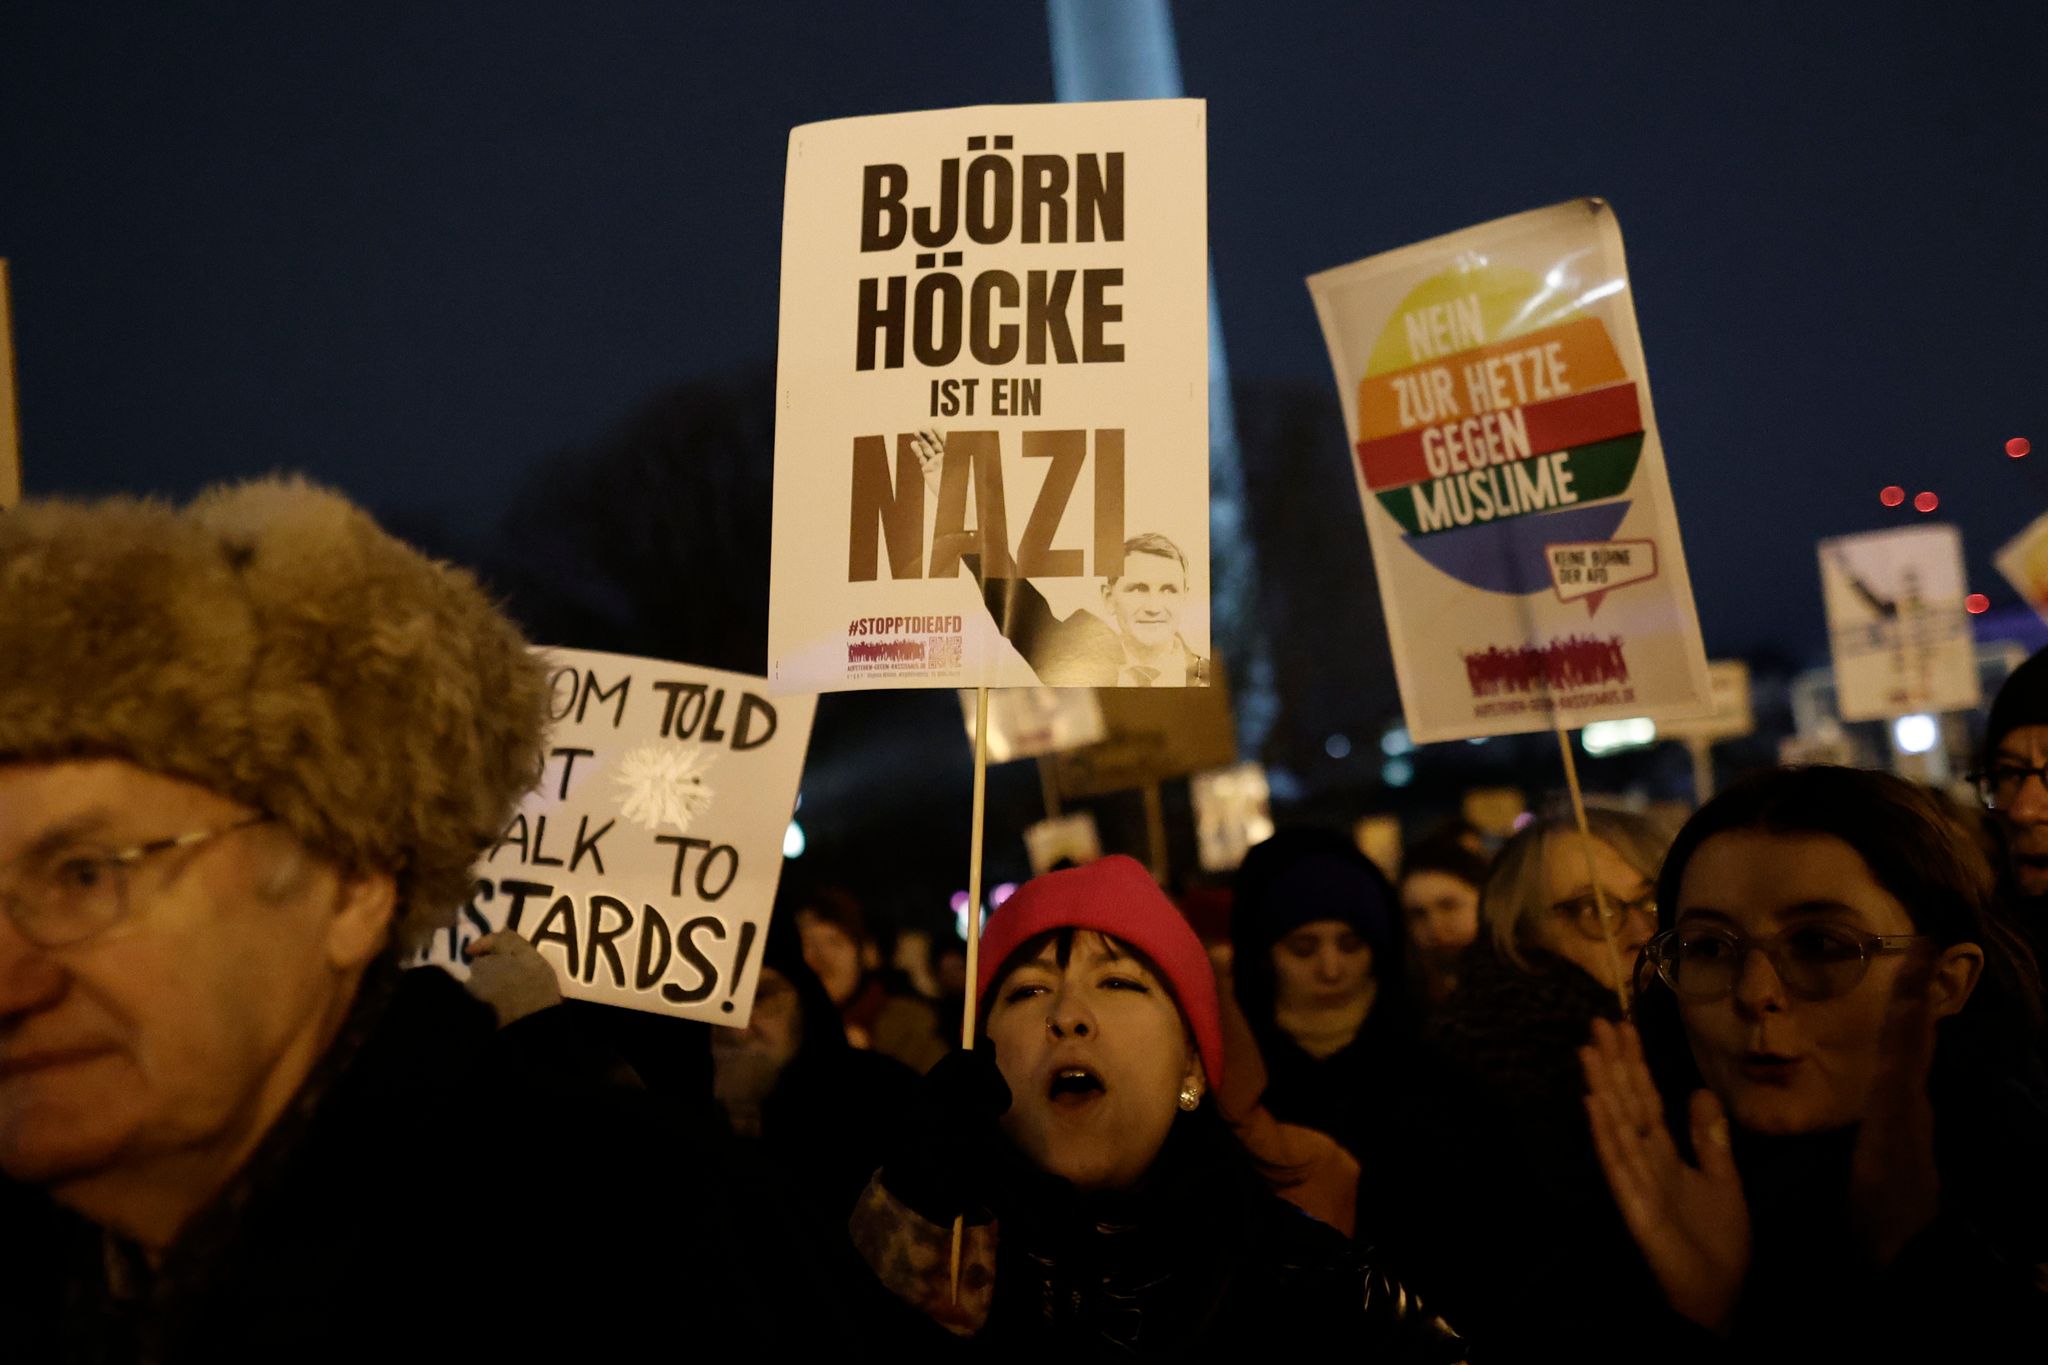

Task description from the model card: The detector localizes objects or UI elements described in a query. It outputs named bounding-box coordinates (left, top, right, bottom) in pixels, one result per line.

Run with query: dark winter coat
left=1362, top=939, right=1665, bottom=1364
left=851, top=1113, right=1466, bottom=1360
left=0, top=965, right=783, bottom=1364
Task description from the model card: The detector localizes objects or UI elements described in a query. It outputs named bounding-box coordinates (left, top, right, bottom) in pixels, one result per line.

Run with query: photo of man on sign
left=913, top=427, right=1209, bottom=687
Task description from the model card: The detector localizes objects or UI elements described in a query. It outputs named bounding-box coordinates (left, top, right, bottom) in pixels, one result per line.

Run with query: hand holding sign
left=464, top=931, right=563, bottom=1028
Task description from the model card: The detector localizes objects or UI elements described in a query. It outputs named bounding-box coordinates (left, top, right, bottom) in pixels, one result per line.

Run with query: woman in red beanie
left=847, top=855, right=1466, bottom=1358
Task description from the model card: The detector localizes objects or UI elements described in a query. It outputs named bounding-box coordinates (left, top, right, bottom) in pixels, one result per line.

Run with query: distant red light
left=1913, top=491, right=1939, bottom=513
left=1966, top=593, right=1990, bottom=615
left=1879, top=485, right=1905, bottom=507
left=2011, top=437, right=2033, bottom=459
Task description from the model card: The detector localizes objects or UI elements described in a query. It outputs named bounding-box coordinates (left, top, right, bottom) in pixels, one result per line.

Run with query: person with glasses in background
left=0, top=480, right=777, bottom=1362
left=1356, top=805, right=1676, bottom=1364
left=1970, top=646, right=2048, bottom=1033
left=1584, top=766, right=2048, bottom=1357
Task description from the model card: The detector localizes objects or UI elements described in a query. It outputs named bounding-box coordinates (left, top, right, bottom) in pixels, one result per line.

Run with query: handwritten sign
left=1309, top=200, right=1710, bottom=741
left=769, top=100, right=1210, bottom=692
left=415, top=648, right=815, bottom=1027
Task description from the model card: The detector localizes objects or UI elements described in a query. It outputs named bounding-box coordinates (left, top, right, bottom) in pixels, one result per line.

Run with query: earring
left=1177, top=1082, right=1201, bottom=1112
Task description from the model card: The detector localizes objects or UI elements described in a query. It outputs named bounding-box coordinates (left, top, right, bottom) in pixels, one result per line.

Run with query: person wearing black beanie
left=1973, top=645, right=2048, bottom=1005
left=1228, top=828, right=1425, bottom=1214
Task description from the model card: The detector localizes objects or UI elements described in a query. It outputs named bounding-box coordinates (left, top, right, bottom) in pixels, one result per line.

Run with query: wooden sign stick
left=1553, top=720, right=1631, bottom=1015
left=0, top=260, right=22, bottom=509
left=950, top=683, right=991, bottom=1301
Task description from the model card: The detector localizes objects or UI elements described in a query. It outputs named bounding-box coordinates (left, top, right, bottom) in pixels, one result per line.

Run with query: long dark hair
left=1635, top=767, right=2047, bottom=1154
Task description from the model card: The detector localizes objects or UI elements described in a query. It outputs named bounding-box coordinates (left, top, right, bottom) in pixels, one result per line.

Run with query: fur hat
left=975, top=855, right=1224, bottom=1091
left=0, top=476, right=549, bottom=953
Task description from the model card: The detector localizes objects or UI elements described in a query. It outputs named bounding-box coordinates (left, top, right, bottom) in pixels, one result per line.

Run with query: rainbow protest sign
left=1310, top=200, right=1709, bottom=742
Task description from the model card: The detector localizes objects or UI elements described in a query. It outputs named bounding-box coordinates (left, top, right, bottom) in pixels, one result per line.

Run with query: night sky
left=5, top=1, right=2044, bottom=671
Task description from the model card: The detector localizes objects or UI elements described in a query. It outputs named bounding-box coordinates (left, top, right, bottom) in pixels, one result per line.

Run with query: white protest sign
left=1023, top=812, right=1104, bottom=877
left=1308, top=199, right=1711, bottom=742
left=1191, top=762, right=1275, bottom=873
left=1995, top=510, right=2048, bottom=627
left=769, top=100, right=1211, bottom=693
left=1819, top=525, right=1979, bottom=721
left=415, top=648, right=816, bottom=1028
left=958, top=686, right=1107, bottom=763
left=1657, top=659, right=1754, bottom=743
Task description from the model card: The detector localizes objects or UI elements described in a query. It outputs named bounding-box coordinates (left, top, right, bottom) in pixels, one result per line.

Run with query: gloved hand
left=463, top=931, right=564, bottom=1028
left=880, top=1046, right=1013, bottom=1225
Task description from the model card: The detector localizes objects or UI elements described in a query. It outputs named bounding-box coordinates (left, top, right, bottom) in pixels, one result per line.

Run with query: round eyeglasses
left=1549, top=891, right=1656, bottom=943
left=1642, top=925, right=1933, bottom=1003
left=0, top=815, right=273, bottom=949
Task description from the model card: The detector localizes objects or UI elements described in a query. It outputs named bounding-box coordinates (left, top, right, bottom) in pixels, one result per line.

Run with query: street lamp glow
left=1893, top=714, right=1938, bottom=755
left=1582, top=717, right=1658, bottom=756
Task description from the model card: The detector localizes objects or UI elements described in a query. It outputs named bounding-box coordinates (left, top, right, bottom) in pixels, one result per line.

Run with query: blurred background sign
left=1191, top=762, right=1275, bottom=872
left=959, top=687, right=1107, bottom=765
left=1049, top=665, right=1238, bottom=800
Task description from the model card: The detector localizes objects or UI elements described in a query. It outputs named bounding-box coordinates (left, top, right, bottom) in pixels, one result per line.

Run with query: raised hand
left=463, top=931, right=564, bottom=1028
left=911, top=427, right=946, bottom=498
left=1581, top=1017, right=1750, bottom=1332
left=1848, top=959, right=1943, bottom=1265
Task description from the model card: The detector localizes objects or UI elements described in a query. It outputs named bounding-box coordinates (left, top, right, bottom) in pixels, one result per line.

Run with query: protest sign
left=1048, top=665, right=1238, bottom=800
left=1023, top=812, right=1104, bottom=876
left=1995, top=510, right=2048, bottom=627
left=1819, top=525, right=1979, bottom=721
left=769, top=100, right=1211, bottom=693
left=1656, top=659, right=1754, bottom=743
left=414, top=648, right=815, bottom=1027
left=958, top=686, right=1106, bottom=763
left=1191, top=762, right=1274, bottom=873
left=1, top=261, right=20, bottom=509
left=1308, top=200, right=1710, bottom=742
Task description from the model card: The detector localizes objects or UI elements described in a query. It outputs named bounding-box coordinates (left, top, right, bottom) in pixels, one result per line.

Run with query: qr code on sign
left=926, top=635, right=962, bottom=671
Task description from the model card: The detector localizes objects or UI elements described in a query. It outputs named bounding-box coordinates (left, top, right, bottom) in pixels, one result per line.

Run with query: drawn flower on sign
left=613, top=742, right=718, bottom=833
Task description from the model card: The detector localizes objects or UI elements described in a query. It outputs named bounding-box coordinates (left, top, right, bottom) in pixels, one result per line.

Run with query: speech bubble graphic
left=1546, top=538, right=1658, bottom=615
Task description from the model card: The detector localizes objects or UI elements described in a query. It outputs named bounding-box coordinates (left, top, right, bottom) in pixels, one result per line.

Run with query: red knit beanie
left=976, top=855, right=1225, bottom=1092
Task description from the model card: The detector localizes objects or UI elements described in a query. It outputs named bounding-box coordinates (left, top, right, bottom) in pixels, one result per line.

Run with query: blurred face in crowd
left=1103, top=551, right=1185, bottom=654
left=1401, top=870, right=1481, bottom=959
left=797, top=909, right=865, bottom=1006
left=711, top=966, right=802, bottom=1130
left=986, top=931, right=1200, bottom=1190
left=0, top=760, right=393, bottom=1246
left=1530, top=834, right=1657, bottom=994
left=710, top=966, right=802, bottom=1070
left=1670, top=831, right=1980, bottom=1136
left=1269, top=920, right=1375, bottom=1020
left=1985, top=724, right=2048, bottom=896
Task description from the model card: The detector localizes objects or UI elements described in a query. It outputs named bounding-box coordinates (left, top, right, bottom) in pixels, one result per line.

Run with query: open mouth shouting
left=1047, top=1063, right=1107, bottom=1110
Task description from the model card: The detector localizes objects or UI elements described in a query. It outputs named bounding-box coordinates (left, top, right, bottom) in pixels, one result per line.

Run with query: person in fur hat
left=0, top=479, right=764, bottom=1362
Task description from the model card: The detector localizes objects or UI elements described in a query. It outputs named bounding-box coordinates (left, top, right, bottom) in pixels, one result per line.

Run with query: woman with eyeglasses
left=1351, top=805, right=1678, bottom=1363
left=1584, top=766, right=2048, bottom=1356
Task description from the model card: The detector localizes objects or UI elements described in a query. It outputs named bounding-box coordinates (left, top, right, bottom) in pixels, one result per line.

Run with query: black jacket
left=0, top=965, right=778, bottom=1363
left=855, top=1114, right=1466, bottom=1361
